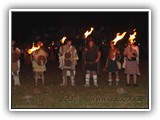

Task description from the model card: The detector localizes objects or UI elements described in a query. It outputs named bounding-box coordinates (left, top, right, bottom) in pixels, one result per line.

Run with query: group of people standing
left=58, top=38, right=140, bottom=87
left=11, top=38, right=140, bottom=87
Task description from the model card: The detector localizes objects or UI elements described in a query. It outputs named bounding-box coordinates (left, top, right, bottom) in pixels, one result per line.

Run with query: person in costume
left=11, top=41, right=21, bottom=86
left=123, top=42, right=138, bottom=86
left=58, top=39, right=79, bottom=86
left=105, top=42, right=121, bottom=86
left=84, top=39, right=101, bottom=87
left=31, top=42, right=48, bottom=86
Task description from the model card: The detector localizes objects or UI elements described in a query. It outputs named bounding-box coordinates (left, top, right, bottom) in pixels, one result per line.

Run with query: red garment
left=50, top=51, right=55, bottom=62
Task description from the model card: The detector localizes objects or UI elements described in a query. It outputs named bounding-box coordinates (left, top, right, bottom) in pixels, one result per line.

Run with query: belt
left=127, top=57, right=136, bottom=61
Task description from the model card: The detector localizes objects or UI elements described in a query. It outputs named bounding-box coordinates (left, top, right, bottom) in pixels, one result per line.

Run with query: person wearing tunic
left=105, top=42, right=120, bottom=86
left=11, top=41, right=21, bottom=86
left=124, top=43, right=138, bottom=86
left=32, top=46, right=48, bottom=86
left=84, top=40, right=101, bottom=87
left=122, top=43, right=140, bottom=75
left=58, top=39, right=79, bottom=86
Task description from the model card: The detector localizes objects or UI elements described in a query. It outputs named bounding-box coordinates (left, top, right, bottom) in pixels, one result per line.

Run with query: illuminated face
left=89, top=41, right=94, bottom=47
left=128, top=43, right=132, bottom=47
left=110, top=43, right=114, bottom=49
left=67, top=41, right=72, bottom=46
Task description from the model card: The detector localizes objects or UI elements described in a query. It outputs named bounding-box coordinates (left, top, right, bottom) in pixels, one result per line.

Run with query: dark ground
left=11, top=58, right=149, bottom=109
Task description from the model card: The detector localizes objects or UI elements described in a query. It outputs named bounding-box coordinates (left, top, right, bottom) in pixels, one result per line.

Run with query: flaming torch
left=84, top=27, right=94, bottom=46
left=82, top=27, right=94, bottom=76
left=84, top=27, right=94, bottom=39
left=112, top=32, right=127, bottom=45
left=129, top=29, right=137, bottom=44
left=28, top=43, right=40, bottom=54
left=60, top=36, right=67, bottom=44
left=52, top=41, right=55, bottom=46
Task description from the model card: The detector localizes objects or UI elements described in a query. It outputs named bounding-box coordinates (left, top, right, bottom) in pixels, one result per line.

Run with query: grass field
left=11, top=58, right=149, bottom=109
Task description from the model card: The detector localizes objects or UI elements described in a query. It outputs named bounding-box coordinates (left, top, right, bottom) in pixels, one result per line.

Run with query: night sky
left=11, top=11, right=149, bottom=46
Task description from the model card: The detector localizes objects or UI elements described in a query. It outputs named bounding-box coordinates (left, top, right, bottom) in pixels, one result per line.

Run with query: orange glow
left=28, top=43, right=40, bottom=54
left=40, top=42, right=43, bottom=47
left=60, top=36, right=67, bottom=44
left=129, top=29, right=137, bottom=44
left=52, top=41, right=55, bottom=46
left=112, top=32, right=127, bottom=45
left=84, top=27, right=94, bottom=38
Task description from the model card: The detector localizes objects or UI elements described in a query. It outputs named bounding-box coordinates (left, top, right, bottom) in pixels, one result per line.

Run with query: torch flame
left=28, top=43, right=40, bottom=54
left=61, top=36, right=67, bottom=44
left=52, top=41, right=54, bottom=46
left=84, top=27, right=94, bottom=38
left=112, top=32, right=127, bottom=45
left=129, top=29, right=137, bottom=44
left=40, top=42, right=43, bottom=47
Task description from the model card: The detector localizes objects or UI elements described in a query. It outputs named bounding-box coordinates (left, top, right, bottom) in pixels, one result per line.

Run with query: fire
left=129, top=29, right=137, bottom=44
left=112, top=32, right=127, bottom=45
left=52, top=41, right=54, bottom=46
left=40, top=42, right=43, bottom=47
left=84, top=27, right=94, bottom=38
left=28, top=43, right=40, bottom=54
left=37, top=41, right=43, bottom=47
left=60, top=36, right=67, bottom=44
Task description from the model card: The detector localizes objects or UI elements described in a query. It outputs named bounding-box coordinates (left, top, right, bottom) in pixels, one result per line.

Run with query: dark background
left=11, top=11, right=149, bottom=58
left=12, top=12, right=148, bottom=39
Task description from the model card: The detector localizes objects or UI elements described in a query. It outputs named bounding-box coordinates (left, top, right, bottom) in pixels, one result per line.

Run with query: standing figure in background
left=49, top=47, right=55, bottom=62
left=24, top=44, right=31, bottom=64
left=11, top=41, right=21, bottom=86
left=84, top=39, right=101, bottom=87
left=124, top=43, right=138, bottom=86
left=58, top=39, right=79, bottom=86
left=105, top=42, right=121, bottom=86
left=31, top=42, right=48, bottom=86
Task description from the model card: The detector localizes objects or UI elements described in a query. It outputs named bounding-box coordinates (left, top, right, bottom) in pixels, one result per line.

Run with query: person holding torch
left=105, top=41, right=121, bottom=86
left=30, top=41, right=48, bottom=86
left=123, top=29, right=139, bottom=86
left=58, top=38, right=79, bottom=86
left=84, top=39, right=101, bottom=87
left=123, top=42, right=138, bottom=86
left=104, top=32, right=126, bottom=86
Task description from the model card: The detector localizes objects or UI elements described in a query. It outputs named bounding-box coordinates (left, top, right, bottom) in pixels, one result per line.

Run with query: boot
left=116, top=79, right=119, bottom=86
left=60, top=76, right=67, bottom=86
left=84, top=74, right=90, bottom=87
left=93, top=75, right=98, bottom=87
left=71, top=76, right=75, bottom=86
left=14, top=75, right=20, bottom=86
left=108, top=80, right=112, bottom=86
